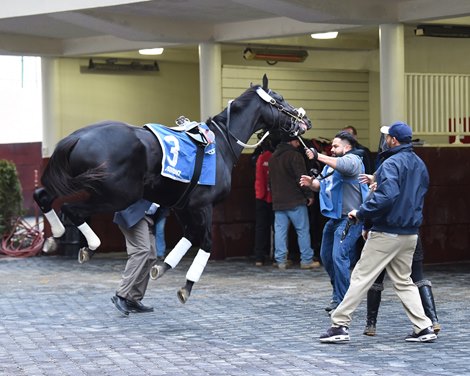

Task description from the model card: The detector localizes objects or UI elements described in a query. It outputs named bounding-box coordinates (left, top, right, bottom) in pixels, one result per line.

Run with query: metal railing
left=406, top=73, right=470, bottom=142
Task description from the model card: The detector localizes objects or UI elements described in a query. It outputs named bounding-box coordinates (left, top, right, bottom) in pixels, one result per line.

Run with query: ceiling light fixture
left=311, top=31, right=338, bottom=40
left=138, top=48, right=164, bottom=55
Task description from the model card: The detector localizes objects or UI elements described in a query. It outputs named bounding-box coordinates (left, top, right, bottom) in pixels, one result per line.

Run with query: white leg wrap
left=77, top=222, right=101, bottom=250
left=186, top=249, right=210, bottom=283
left=44, top=210, right=65, bottom=238
left=164, top=237, right=192, bottom=268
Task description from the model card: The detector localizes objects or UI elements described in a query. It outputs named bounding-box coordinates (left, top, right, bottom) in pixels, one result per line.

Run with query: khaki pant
left=331, top=231, right=432, bottom=332
left=116, top=216, right=157, bottom=302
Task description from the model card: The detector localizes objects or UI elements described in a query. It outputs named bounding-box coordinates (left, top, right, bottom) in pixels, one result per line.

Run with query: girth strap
left=172, top=144, right=205, bottom=209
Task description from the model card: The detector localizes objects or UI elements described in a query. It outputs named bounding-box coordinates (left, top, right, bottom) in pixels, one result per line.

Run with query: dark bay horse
left=34, top=75, right=312, bottom=303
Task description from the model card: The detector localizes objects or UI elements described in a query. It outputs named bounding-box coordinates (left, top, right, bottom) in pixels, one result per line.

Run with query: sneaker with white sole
left=319, top=326, right=350, bottom=343
left=405, top=327, right=437, bottom=342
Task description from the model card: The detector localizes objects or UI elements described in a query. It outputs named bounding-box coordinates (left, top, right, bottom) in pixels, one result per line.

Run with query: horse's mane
left=211, top=85, right=259, bottom=125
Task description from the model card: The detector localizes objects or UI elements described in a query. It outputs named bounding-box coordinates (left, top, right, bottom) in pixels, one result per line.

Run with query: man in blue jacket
left=319, top=121, right=437, bottom=343
left=111, top=199, right=158, bottom=315
left=300, top=131, right=368, bottom=312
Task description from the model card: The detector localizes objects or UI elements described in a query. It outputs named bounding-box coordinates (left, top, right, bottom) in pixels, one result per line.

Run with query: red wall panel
left=4, top=143, right=469, bottom=264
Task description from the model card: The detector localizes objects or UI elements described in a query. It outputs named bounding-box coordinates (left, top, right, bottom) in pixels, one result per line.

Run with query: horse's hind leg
left=150, top=237, right=192, bottom=279
left=33, top=187, right=65, bottom=253
left=177, top=249, right=210, bottom=304
left=61, top=204, right=101, bottom=263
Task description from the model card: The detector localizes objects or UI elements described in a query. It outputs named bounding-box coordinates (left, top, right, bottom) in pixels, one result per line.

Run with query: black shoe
left=125, top=299, right=154, bottom=313
left=319, top=326, right=350, bottom=343
left=405, top=327, right=437, bottom=342
left=111, top=295, right=129, bottom=316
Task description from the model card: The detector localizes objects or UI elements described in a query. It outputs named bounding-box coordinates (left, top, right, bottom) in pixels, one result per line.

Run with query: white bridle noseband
left=255, top=88, right=307, bottom=126
left=228, top=88, right=307, bottom=149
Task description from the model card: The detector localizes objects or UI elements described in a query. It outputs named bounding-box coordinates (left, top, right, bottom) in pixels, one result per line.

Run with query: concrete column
left=41, top=57, right=61, bottom=158
left=198, top=42, right=222, bottom=121
left=379, top=24, right=405, bottom=126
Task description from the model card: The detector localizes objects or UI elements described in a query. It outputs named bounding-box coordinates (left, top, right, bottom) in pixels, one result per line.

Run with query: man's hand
left=305, top=147, right=318, bottom=162
left=359, top=173, right=375, bottom=185
left=362, top=229, right=370, bottom=241
left=300, top=174, right=313, bottom=188
left=348, top=209, right=358, bottom=223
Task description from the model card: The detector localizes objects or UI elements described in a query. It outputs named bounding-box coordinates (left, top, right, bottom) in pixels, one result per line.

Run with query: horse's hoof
left=177, top=288, right=190, bottom=304
left=150, top=264, right=163, bottom=280
left=42, top=237, right=58, bottom=253
left=78, top=247, right=94, bottom=264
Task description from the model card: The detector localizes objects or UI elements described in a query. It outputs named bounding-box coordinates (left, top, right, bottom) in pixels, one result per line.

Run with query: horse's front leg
left=177, top=206, right=212, bottom=304
left=177, top=247, right=211, bottom=304
left=61, top=204, right=101, bottom=263
left=150, top=236, right=192, bottom=279
left=33, top=187, right=65, bottom=253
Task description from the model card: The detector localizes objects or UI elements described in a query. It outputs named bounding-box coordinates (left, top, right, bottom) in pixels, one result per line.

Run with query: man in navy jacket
left=319, top=121, right=437, bottom=344
left=111, top=199, right=158, bottom=315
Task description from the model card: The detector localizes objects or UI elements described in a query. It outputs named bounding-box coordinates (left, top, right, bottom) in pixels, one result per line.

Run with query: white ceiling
left=1, top=0, right=470, bottom=60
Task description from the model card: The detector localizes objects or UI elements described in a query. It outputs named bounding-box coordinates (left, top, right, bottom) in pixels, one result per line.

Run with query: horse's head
left=210, top=75, right=312, bottom=154
left=254, top=74, right=312, bottom=137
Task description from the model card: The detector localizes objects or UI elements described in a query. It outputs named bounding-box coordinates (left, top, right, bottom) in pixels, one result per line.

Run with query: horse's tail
left=41, top=137, right=108, bottom=197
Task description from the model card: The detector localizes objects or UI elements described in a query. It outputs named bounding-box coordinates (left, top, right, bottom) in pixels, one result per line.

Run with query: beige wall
left=49, top=31, right=470, bottom=149
left=54, top=58, right=200, bottom=138
left=405, top=36, right=470, bottom=74
left=222, top=65, right=371, bottom=150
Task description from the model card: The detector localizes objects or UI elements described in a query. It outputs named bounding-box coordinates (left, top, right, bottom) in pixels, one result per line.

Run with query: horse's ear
left=262, top=74, right=268, bottom=91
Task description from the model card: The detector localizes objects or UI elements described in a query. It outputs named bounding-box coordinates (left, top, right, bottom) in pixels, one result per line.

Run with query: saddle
left=144, top=117, right=216, bottom=209
left=173, top=116, right=215, bottom=147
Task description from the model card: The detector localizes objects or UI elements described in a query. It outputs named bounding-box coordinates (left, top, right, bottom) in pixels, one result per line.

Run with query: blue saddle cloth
left=144, top=123, right=216, bottom=186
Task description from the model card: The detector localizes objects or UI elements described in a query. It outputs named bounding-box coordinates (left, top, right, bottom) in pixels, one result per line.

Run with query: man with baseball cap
left=380, top=121, right=413, bottom=143
left=319, top=121, right=437, bottom=344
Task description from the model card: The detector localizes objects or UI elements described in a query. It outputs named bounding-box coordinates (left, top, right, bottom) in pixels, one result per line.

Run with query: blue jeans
left=155, top=216, right=167, bottom=257
left=320, top=217, right=362, bottom=304
left=274, top=205, right=314, bottom=265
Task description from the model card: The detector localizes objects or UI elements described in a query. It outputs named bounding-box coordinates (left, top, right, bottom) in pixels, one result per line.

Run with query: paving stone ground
left=0, top=252, right=468, bottom=376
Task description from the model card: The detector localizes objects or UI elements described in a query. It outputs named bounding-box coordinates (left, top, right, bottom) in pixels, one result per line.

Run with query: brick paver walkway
left=0, top=253, right=468, bottom=375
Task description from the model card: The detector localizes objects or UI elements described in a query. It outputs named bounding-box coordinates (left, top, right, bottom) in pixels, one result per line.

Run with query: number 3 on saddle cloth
left=144, top=123, right=216, bottom=187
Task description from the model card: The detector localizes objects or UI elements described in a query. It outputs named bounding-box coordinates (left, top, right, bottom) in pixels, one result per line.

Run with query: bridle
left=210, top=87, right=309, bottom=161
left=255, top=87, right=308, bottom=136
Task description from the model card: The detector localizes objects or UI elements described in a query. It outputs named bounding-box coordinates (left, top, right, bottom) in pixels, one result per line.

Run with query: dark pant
left=254, top=199, right=273, bottom=262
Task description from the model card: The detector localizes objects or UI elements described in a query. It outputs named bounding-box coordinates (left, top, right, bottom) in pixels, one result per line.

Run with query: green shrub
left=0, top=160, right=24, bottom=237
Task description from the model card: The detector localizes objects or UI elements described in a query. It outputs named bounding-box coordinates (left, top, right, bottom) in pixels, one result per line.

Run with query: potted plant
left=0, top=159, right=24, bottom=238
